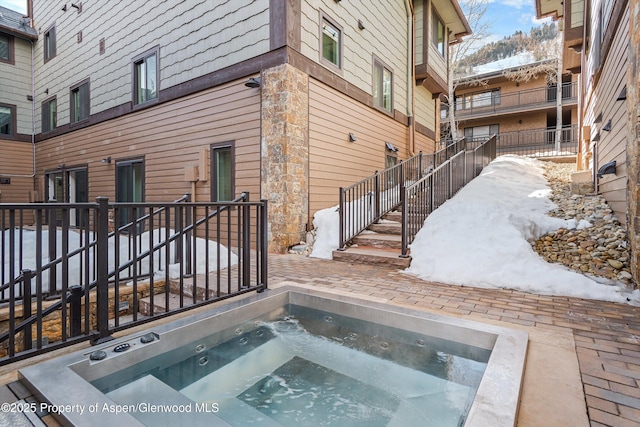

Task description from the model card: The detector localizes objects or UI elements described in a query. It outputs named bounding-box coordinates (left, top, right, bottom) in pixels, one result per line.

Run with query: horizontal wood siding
left=0, top=139, right=35, bottom=203
left=414, top=132, right=436, bottom=154
left=308, top=79, right=408, bottom=219
left=31, top=1, right=270, bottom=133
left=36, top=79, right=261, bottom=205
left=587, top=8, right=629, bottom=225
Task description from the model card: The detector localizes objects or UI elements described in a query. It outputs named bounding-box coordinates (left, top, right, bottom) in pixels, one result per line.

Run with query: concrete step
left=139, top=292, right=190, bottom=316
left=332, top=247, right=411, bottom=268
left=383, top=211, right=402, bottom=222
left=368, top=221, right=402, bottom=235
left=352, top=233, right=402, bottom=249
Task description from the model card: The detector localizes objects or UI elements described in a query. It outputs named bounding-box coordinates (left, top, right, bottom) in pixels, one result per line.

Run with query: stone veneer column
left=261, top=64, right=309, bottom=253
left=628, top=0, right=640, bottom=282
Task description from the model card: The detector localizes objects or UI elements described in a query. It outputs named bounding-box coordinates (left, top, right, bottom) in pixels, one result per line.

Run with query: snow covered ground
left=311, top=155, right=640, bottom=304
left=2, top=228, right=237, bottom=292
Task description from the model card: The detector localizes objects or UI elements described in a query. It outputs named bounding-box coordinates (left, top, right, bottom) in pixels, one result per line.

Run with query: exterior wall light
left=245, top=78, right=261, bottom=88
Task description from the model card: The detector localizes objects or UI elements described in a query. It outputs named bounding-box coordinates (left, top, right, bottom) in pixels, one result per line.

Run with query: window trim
left=319, top=11, right=343, bottom=72
left=131, top=46, right=160, bottom=108
left=210, top=141, right=235, bottom=202
left=43, top=24, right=56, bottom=63
left=0, top=102, right=16, bottom=137
left=431, top=7, right=446, bottom=58
left=0, top=32, right=15, bottom=65
left=41, top=96, right=57, bottom=134
left=372, top=55, right=394, bottom=115
left=70, top=78, right=90, bottom=124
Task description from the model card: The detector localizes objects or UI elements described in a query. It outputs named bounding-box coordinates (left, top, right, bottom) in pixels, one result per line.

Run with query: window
left=432, top=9, right=446, bottom=57
left=211, top=142, right=235, bottom=201
left=373, top=59, right=393, bottom=113
left=320, top=14, right=342, bottom=69
left=44, top=25, right=56, bottom=62
left=456, top=89, right=500, bottom=110
left=42, top=97, right=57, bottom=133
left=0, top=104, right=15, bottom=136
left=116, top=159, right=144, bottom=231
left=0, top=33, right=14, bottom=64
left=133, top=48, right=159, bottom=105
left=463, top=124, right=499, bottom=142
left=70, top=79, right=90, bottom=123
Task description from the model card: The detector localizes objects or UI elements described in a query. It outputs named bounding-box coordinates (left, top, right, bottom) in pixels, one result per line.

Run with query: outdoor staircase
left=332, top=209, right=411, bottom=268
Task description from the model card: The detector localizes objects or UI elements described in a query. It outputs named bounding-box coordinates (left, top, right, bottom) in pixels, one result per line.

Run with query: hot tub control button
left=140, top=333, right=155, bottom=344
left=89, top=350, right=107, bottom=361
left=113, top=343, right=131, bottom=353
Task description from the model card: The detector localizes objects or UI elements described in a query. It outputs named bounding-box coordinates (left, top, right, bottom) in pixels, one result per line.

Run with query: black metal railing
left=0, top=193, right=268, bottom=365
left=465, top=126, right=578, bottom=157
left=338, top=140, right=466, bottom=250
left=441, top=82, right=578, bottom=120
left=402, top=135, right=496, bottom=256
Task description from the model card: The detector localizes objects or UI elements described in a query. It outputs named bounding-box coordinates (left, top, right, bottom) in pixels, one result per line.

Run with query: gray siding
left=583, top=5, right=629, bottom=225
left=0, top=37, right=33, bottom=135
left=31, top=0, right=270, bottom=133
left=300, top=0, right=410, bottom=112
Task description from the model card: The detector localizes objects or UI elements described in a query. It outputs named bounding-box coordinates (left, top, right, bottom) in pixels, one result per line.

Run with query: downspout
left=405, top=0, right=416, bottom=155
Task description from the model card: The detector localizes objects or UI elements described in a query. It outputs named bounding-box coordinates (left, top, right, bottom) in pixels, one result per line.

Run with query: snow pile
left=405, top=155, right=639, bottom=304
left=310, top=206, right=341, bottom=259
left=2, top=228, right=237, bottom=292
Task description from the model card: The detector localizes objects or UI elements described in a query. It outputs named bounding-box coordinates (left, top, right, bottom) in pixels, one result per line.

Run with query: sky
left=310, top=155, right=640, bottom=305
left=0, top=0, right=25, bottom=14
left=483, top=0, right=550, bottom=43
left=1, top=0, right=550, bottom=41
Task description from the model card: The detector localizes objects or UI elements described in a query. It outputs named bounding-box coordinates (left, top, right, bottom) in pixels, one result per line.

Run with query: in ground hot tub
left=20, top=284, right=527, bottom=426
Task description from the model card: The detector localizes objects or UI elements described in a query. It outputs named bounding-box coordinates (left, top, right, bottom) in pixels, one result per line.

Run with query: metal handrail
left=401, top=135, right=497, bottom=256
left=338, top=139, right=466, bottom=250
left=0, top=192, right=268, bottom=364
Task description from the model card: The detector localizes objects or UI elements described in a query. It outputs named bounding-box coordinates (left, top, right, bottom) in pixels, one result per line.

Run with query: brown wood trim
left=160, top=48, right=288, bottom=103
left=270, top=0, right=300, bottom=51
left=564, top=26, right=584, bottom=46
left=0, top=133, right=31, bottom=143
left=35, top=43, right=414, bottom=143
left=286, top=46, right=371, bottom=107
left=394, top=110, right=409, bottom=126
left=415, top=121, right=436, bottom=140
left=36, top=48, right=289, bottom=142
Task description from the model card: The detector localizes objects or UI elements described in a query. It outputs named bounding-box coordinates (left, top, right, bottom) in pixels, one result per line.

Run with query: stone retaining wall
left=0, top=281, right=167, bottom=358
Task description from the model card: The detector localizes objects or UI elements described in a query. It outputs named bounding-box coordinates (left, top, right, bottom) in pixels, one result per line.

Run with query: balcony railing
left=465, top=126, right=579, bottom=157
left=442, top=82, right=578, bottom=119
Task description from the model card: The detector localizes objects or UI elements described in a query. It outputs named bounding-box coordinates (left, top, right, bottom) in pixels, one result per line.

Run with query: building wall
left=582, top=3, right=629, bottom=224
left=308, top=78, right=408, bottom=219
left=31, top=0, right=270, bottom=134
left=415, top=85, right=436, bottom=135
left=0, top=36, right=33, bottom=136
left=460, top=112, right=548, bottom=135
left=627, top=0, right=640, bottom=280
left=0, top=139, right=35, bottom=205
left=299, top=0, right=409, bottom=115
left=35, top=78, right=261, bottom=204
left=570, top=0, right=584, bottom=28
